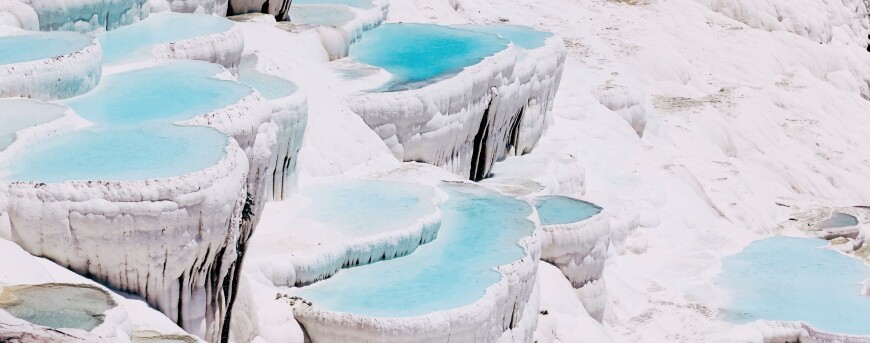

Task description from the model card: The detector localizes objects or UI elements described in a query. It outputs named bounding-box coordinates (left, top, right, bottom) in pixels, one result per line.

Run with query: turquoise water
left=819, top=212, right=859, bottom=229
left=0, top=284, right=115, bottom=331
left=717, top=236, right=870, bottom=335
left=306, top=180, right=436, bottom=237
left=295, top=183, right=535, bottom=317
left=100, top=12, right=234, bottom=65
left=0, top=32, right=92, bottom=65
left=293, top=0, right=375, bottom=9
left=534, top=196, right=602, bottom=226
left=5, top=61, right=250, bottom=182
left=288, top=5, right=356, bottom=27
left=238, top=57, right=298, bottom=100
left=350, top=24, right=509, bottom=91
left=456, top=25, right=553, bottom=50
left=0, top=100, right=66, bottom=151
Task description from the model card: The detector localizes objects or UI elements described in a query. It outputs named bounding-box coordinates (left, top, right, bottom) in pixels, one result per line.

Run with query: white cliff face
left=0, top=34, right=102, bottom=100
left=345, top=34, right=566, bottom=181
left=151, top=24, right=245, bottom=74
left=0, top=1, right=38, bottom=30
left=12, top=0, right=149, bottom=32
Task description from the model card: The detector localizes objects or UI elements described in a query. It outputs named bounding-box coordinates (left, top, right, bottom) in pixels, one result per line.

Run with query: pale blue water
left=0, top=100, right=66, bottom=151
left=534, top=196, right=602, bottom=226
left=350, top=24, right=509, bottom=91
left=0, top=32, right=92, bottom=65
left=288, top=5, right=355, bottom=27
left=238, top=57, right=298, bottom=100
left=6, top=61, right=250, bottom=182
left=819, top=212, right=859, bottom=229
left=0, top=284, right=115, bottom=331
left=295, top=183, right=535, bottom=317
left=100, top=12, right=234, bottom=65
left=717, top=236, right=870, bottom=335
left=306, top=180, right=436, bottom=237
left=456, top=25, right=553, bottom=50
left=293, top=0, right=375, bottom=9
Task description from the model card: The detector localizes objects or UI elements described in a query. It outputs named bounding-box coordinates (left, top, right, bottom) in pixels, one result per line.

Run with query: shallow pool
left=295, top=183, right=535, bottom=317
left=819, top=212, right=859, bottom=229
left=350, top=23, right=509, bottom=91
left=288, top=5, right=356, bottom=27
left=534, top=196, right=602, bottom=226
left=0, top=99, right=66, bottom=151
left=100, top=12, right=234, bottom=65
left=0, top=284, right=115, bottom=331
left=5, top=61, right=250, bottom=182
left=238, top=56, right=299, bottom=100
left=305, top=179, right=436, bottom=237
left=456, top=24, right=553, bottom=50
left=0, top=31, right=92, bottom=65
left=717, top=236, right=870, bottom=335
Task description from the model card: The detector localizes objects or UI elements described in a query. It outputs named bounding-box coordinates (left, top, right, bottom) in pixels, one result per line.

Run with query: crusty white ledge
left=13, top=0, right=149, bottom=32
left=151, top=24, right=245, bottom=74
left=0, top=36, right=102, bottom=100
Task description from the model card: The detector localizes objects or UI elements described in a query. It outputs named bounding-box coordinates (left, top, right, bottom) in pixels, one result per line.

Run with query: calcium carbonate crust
left=345, top=34, right=566, bottom=180
left=13, top=0, right=149, bottom=32
left=152, top=24, right=245, bottom=74
left=0, top=1, right=38, bottom=30
left=292, top=192, right=541, bottom=343
left=748, top=320, right=870, bottom=343
left=0, top=36, right=102, bottom=100
left=167, top=0, right=228, bottom=16
left=307, top=0, right=390, bottom=60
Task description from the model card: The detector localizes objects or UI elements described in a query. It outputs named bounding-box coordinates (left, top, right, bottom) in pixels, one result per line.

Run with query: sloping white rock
left=151, top=24, right=245, bottom=74
left=0, top=34, right=102, bottom=100
left=0, top=1, right=38, bottom=30
left=12, top=0, right=149, bottom=32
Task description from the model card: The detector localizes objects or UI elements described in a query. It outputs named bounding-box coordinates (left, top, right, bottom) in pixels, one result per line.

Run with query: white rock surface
left=13, top=0, right=149, bottom=32
left=167, top=0, right=227, bottom=16
left=151, top=23, right=245, bottom=74
left=0, top=1, right=38, bottom=30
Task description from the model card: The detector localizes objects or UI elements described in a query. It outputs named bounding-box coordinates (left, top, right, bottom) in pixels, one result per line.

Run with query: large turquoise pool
left=717, top=236, right=870, bottom=335
left=456, top=24, right=553, bottom=50
left=0, top=31, right=92, bottom=65
left=5, top=61, right=251, bottom=182
left=295, top=183, right=535, bottom=317
left=350, top=23, right=509, bottom=91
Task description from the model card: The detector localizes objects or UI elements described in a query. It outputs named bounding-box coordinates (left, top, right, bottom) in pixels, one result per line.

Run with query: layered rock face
left=12, top=0, right=149, bottom=32
left=166, top=0, right=228, bottom=15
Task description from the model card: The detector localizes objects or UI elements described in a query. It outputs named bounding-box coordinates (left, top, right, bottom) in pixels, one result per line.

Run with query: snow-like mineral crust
left=0, top=32, right=102, bottom=100
left=166, top=0, right=227, bottom=16
left=0, top=0, right=38, bottom=30
left=13, top=0, right=149, bottom=32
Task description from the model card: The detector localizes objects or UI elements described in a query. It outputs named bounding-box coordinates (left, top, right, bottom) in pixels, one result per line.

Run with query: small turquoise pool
left=305, top=180, right=436, bottom=237
left=717, top=236, right=870, bottom=335
left=99, top=12, right=234, bottom=65
left=0, top=99, right=66, bottom=151
left=534, top=196, right=602, bottom=226
left=5, top=61, right=251, bottom=182
left=288, top=5, right=356, bottom=27
left=0, top=32, right=92, bottom=65
left=456, top=24, right=553, bottom=50
left=293, top=0, right=375, bottom=9
left=238, top=57, right=299, bottom=100
left=350, top=23, right=509, bottom=91
left=0, top=284, right=116, bottom=331
left=295, top=183, right=535, bottom=317
left=819, top=212, right=859, bottom=229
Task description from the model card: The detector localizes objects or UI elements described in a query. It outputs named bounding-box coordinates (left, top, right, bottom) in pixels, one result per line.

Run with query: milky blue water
left=293, top=0, right=375, bottom=9
left=288, top=5, right=356, bottom=27
left=238, top=57, right=299, bottom=100
left=6, top=61, right=251, bottom=182
left=295, top=183, right=535, bottom=317
left=350, top=24, right=509, bottom=91
left=0, top=32, right=92, bottom=65
left=717, top=236, right=870, bottom=335
left=534, top=196, right=602, bottom=226
left=456, top=25, right=553, bottom=50
left=819, top=212, right=859, bottom=229
left=0, top=284, right=115, bottom=331
left=306, top=180, right=436, bottom=237
left=99, top=12, right=234, bottom=65
left=0, top=100, right=66, bottom=151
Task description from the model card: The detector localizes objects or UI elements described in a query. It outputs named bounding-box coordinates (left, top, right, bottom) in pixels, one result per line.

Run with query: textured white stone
left=12, top=0, right=149, bottom=32
left=151, top=23, right=245, bottom=74
left=0, top=35, right=102, bottom=100
left=0, top=1, right=38, bottom=30
left=167, top=0, right=228, bottom=16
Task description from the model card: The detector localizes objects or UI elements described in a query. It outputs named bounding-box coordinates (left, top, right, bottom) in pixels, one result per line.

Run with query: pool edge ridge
left=0, top=35, right=103, bottom=100
left=151, top=21, right=245, bottom=74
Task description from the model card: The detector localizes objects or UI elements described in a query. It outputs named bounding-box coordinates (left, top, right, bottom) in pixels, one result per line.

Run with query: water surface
left=0, top=32, right=92, bottom=65
left=534, top=196, right=602, bottom=226
left=0, top=284, right=115, bottom=331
